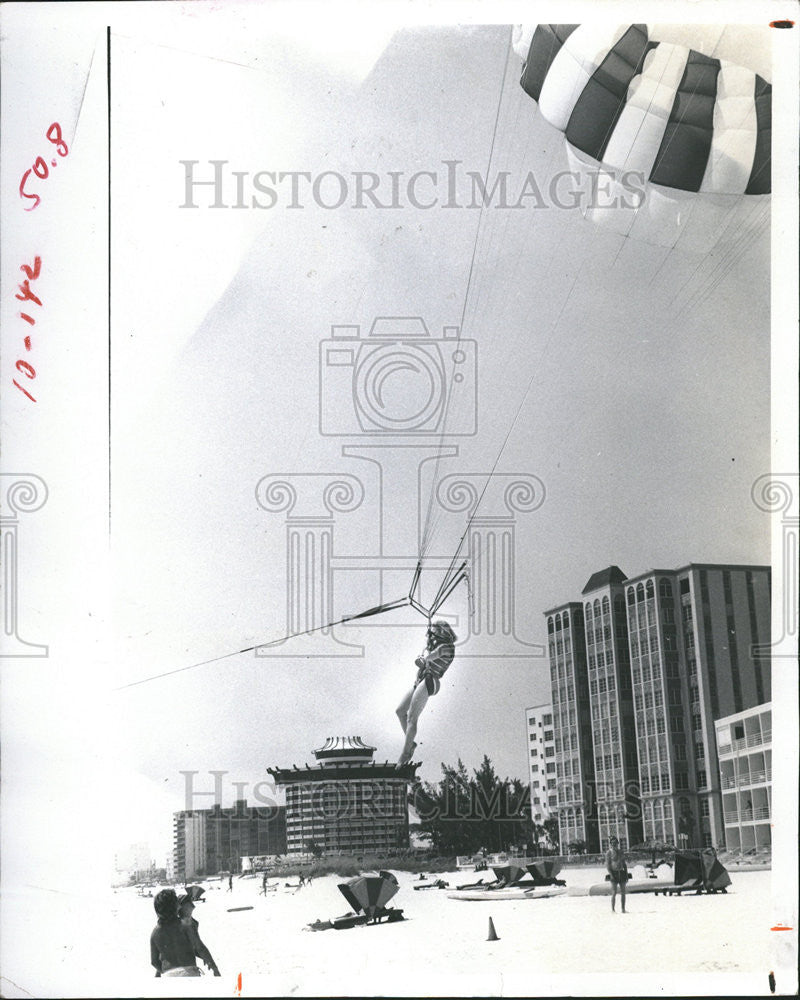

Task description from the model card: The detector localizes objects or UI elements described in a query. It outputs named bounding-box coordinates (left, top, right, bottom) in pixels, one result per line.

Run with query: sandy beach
left=0, top=865, right=783, bottom=997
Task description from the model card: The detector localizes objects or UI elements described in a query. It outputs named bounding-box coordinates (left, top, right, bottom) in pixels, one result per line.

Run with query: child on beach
left=605, top=837, right=629, bottom=913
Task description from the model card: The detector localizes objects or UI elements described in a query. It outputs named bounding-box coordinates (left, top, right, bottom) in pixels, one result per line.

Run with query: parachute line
left=113, top=596, right=416, bottom=691
left=431, top=562, right=469, bottom=616
left=418, top=26, right=515, bottom=565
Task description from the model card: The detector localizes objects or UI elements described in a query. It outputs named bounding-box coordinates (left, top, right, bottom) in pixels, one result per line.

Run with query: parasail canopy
left=514, top=24, right=771, bottom=253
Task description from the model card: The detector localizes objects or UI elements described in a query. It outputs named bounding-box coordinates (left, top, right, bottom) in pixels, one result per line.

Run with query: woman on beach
left=150, top=889, right=202, bottom=977
left=605, top=837, right=629, bottom=913
left=396, top=620, right=457, bottom=765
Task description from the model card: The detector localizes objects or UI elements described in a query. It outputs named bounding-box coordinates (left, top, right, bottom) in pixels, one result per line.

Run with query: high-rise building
left=582, top=567, right=643, bottom=850
left=626, top=564, right=771, bottom=848
left=172, top=800, right=286, bottom=882
left=544, top=600, right=599, bottom=853
left=268, top=737, right=418, bottom=856
left=544, top=563, right=770, bottom=853
left=714, top=703, right=772, bottom=853
left=525, top=703, right=555, bottom=827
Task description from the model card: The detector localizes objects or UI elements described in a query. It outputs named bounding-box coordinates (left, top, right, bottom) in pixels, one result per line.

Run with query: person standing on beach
left=178, top=894, right=221, bottom=976
left=261, top=871, right=268, bottom=895
left=605, top=836, right=628, bottom=913
left=397, top=620, right=456, bottom=765
left=227, top=874, right=233, bottom=892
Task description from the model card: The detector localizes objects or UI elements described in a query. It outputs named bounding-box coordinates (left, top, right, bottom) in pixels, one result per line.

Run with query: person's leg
left=399, top=683, right=429, bottom=763
left=620, top=880, right=626, bottom=913
left=396, top=686, right=414, bottom=734
left=611, top=882, right=617, bottom=912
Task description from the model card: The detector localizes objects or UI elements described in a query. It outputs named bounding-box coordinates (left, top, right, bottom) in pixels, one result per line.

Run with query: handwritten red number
left=15, top=281, right=42, bottom=307
left=46, top=122, right=69, bottom=157
left=21, top=257, right=42, bottom=281
left=19, top=170, right=41, bottom=211
left=32, top=156, right=49, bottom=180
left=13, top=380, right=36, bottom=402
left=13, top=256, right=43, bottom=402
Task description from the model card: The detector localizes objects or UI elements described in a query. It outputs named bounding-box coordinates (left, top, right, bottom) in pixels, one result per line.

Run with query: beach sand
left=0, top=866, right=781, bottom=997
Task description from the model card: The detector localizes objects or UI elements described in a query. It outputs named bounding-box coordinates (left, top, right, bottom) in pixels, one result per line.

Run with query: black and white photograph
left=1, top=2, right=798, bottom=996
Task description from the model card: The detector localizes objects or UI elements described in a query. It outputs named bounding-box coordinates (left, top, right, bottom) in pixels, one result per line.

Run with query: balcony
left=720, top=731, right=772, bottom=754
left=740, top=768, right=771, bottom=786
left=724, top=806, right=770, bottom=824
left=720, top=769, right=771, bottom=790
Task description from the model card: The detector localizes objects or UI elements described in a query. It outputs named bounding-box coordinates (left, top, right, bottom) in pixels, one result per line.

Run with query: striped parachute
left=513, top=24, right=771, bottom=252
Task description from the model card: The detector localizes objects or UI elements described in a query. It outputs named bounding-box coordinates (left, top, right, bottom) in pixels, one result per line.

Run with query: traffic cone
left=487, top=916, right=499, bottom=941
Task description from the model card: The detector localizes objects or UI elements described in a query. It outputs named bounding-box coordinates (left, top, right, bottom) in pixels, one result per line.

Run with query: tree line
left=412, top=755, right=559, bottom=856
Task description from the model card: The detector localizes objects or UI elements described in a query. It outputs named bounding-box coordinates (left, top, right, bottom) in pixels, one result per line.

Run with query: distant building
left=525, top=703, right=555, bottom=827
left=544, top=563, right=771, bottom=853
left=268, top=736, right=419, bottom=856
left=114, top=841, right=151, bottom=877
left=715, top=703, right=772, bottom=853
left=172, top=800, right=286, bottom=883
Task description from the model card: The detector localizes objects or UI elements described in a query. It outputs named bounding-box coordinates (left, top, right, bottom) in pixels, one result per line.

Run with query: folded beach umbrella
left=700, top=850, right=732, bottom=890
left=337, top=873, right=399, bottom=920
left=184, top=885, right=206, bottom=902
left=491, top=864, right=526, bottom=885
left=673, top=850, right=704, bottom=887
left=527, top=859, right=563, bottom=883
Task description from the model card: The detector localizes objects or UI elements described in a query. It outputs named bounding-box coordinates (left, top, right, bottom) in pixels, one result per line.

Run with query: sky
left=1, top=4, right=796, bottom=874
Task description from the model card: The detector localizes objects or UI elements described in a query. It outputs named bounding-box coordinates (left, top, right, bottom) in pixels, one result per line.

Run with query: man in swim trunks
left=605, top=836, right=628, bottom=913
left=397, top=620, right=456, bottom=765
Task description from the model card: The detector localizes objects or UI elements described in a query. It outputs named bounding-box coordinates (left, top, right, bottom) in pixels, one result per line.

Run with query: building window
left=545, top=747, right=555, bottom=757
left=543, top=714, right=552, bottom=725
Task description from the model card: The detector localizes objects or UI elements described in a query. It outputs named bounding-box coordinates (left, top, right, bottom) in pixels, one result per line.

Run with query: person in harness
left=396, top=620, right=457, bottom=764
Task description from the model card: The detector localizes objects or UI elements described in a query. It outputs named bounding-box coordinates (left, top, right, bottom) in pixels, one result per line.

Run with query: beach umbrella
left=491, top=864, right=526, bottom=885
left=700, top=850, right=732, bottom=890
left=673, top=850, right=704, bottom=887
left=183, top=885, right=206, bottom=902
left=337, top=873, right=399, bottom=920
left=527, top=860, right=562, bottom=883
